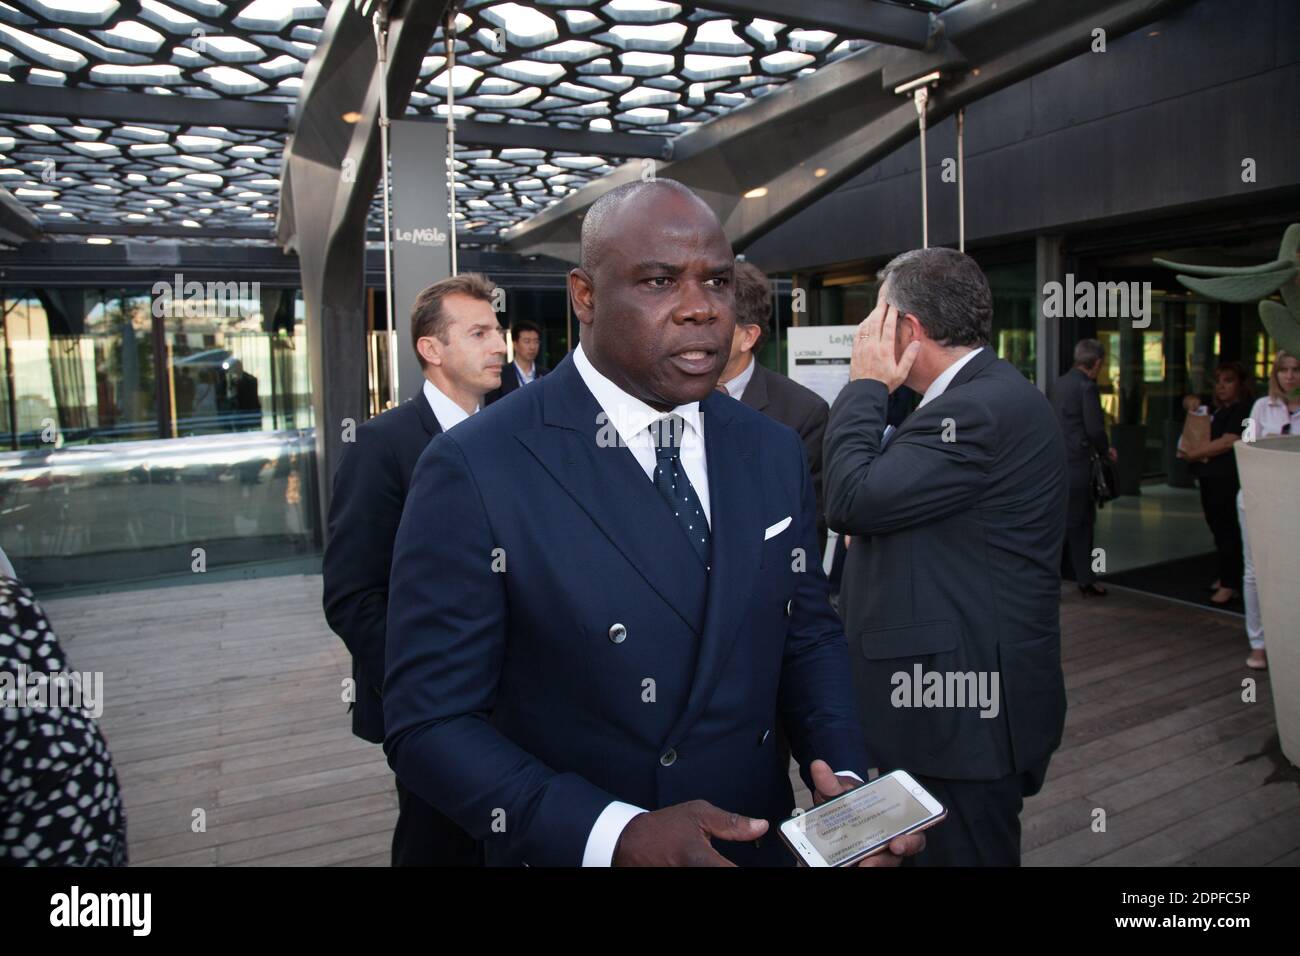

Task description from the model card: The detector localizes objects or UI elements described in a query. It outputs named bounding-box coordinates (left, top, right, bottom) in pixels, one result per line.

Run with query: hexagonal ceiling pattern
left=452, top=143, right=616, bottom=234
left=0, top=0, right=899, bottom=244
left=0, top=111, right=619, bottom=243
left=0, top=0, right=324, bottom=99
left=413, top=1, right=871, bottom=136
left=0, top=111, right=282, bottom=235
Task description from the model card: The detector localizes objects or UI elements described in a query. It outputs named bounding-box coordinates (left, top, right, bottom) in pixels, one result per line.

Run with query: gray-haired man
left=823, top=247, right=1068, bottom=866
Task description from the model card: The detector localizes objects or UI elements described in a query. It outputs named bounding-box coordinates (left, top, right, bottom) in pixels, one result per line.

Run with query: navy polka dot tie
left=649, top=415, right=711, bottom=569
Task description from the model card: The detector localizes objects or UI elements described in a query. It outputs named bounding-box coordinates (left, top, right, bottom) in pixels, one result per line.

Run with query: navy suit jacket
left=323, top=395, right=439, bottom=743
left=384, top=354, right=870, bottom=866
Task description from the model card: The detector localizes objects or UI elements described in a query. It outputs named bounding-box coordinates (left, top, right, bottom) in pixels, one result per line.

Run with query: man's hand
left=1108, top=447, right=1118, bottom=463
left=810, top=758, right=863, bottom=806
left=809, top=760, right=927, bottom=868
left=612, top=799, right=767, bottom=866
left=849, top=302, right=920, bottom=392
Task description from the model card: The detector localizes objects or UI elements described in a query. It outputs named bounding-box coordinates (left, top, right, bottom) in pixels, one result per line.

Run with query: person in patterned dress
left=1, top=575, right=128, bottom=866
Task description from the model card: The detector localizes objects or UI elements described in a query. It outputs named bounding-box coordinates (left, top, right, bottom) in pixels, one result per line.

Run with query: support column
left=1035, top=234, right=1064, bottom=395
left=391, top=119, right=452, bottom=403
left=278, top=1, right=449, bottom=535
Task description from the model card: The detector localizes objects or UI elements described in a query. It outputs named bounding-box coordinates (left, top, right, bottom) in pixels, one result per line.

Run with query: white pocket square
left=764, top=516, right=793, bottom=540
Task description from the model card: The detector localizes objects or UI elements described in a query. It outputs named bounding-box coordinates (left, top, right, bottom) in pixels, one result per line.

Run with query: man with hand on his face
left=823, top=248, right=1067, bottom=866
left=324, top=273, right=505, bottom=866
left=383, top=179, right=925, bottom=866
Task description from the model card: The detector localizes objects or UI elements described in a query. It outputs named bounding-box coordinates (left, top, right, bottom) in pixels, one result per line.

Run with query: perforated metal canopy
left=0, top=0, right=940, bottom=245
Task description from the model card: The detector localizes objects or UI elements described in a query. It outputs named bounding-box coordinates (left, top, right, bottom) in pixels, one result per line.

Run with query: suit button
left=660, top=748, right=677, bottom=767
left=608, top=623, right=627, bottom=644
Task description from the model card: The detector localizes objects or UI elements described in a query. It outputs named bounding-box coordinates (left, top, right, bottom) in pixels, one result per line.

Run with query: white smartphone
left=778, top=769, right=946, bottom=867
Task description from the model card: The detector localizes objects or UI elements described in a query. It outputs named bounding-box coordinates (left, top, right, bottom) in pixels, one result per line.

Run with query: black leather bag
left=1090, top=450, right=1119, bottom=507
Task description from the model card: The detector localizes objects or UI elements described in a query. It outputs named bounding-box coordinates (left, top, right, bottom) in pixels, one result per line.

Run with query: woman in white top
left=1239, top=350, right=1300, bottom=670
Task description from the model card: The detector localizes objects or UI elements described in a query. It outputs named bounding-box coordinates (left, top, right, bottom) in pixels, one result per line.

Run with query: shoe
left=1210, top=587, right=1238, bottom=605
left=1246, top=650, right=1267, bottom=670
left=1079, top=583, right=1107, bottom=597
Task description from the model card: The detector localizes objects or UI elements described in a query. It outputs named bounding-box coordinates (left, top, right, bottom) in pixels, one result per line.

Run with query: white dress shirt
left=717, top=354, right=757, bottom=401
left=422, top=378, right=477, bottom=433
left=917, top=346, right=984, bottom=409
left=573, top=343, right=711, bottom=524
left=513, top=360, right=538, bottom=386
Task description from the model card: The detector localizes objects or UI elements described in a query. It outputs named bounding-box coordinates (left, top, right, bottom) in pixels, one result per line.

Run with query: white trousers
left=1238, top=489, right=1265, bottom=650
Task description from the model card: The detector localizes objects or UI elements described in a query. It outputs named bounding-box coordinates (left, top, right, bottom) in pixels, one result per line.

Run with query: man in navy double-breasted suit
left=383, top=180, right=926, bottom=867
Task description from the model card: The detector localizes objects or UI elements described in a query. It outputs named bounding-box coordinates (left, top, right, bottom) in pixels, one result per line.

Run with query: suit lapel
left=665, top=391, right=764, bottom=746
left=412, top=390, right=440, bottom=437
left=738, top=360, right=769, bottom=412
left=514, top=358, right=708, bottom=634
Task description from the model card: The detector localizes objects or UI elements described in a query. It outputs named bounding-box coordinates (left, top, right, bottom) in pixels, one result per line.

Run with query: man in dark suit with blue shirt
left=384, top=179, right=926, bottom=867
left=485, top=320, right=548, bottom=405
left=323, top=273, right=505, bottom=866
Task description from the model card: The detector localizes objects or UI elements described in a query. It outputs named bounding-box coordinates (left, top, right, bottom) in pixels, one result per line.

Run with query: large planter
left=1236, top=436, right=1300, bottom=767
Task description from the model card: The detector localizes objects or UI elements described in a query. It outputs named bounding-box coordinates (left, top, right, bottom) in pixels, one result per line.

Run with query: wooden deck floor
left=40, top=575, right=1299, bottom=867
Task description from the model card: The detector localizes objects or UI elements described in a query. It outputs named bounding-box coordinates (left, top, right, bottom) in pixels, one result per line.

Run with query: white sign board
left=787, top=325, right=858, bottom=408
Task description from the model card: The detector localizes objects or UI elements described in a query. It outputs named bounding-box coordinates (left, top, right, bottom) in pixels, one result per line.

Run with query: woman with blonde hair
left=1238, top=350, right=1300, bottom=669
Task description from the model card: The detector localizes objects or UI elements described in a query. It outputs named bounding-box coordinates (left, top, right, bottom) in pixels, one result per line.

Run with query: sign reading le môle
left=787, top=326, right=858, bottom=407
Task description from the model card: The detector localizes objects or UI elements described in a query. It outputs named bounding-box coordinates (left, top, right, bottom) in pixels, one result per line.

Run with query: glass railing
left=0, top=428, right=319, bottom=594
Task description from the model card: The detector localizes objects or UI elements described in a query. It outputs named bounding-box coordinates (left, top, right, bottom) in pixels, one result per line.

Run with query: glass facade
left=0, top=236, right=1284, bottom=595
left=1083, top=259, right=1276, bottom=482
left=984, top=263, right=1036, bottom=383
left=0, top=283, right=318, bottom=593
left=789, top=260, right=1037, bottom=381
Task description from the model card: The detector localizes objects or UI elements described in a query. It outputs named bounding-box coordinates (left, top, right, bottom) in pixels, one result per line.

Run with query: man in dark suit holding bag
left=1051, top=338, right=1116, bottom=597
left=823, top=248, right=1068, bottom=866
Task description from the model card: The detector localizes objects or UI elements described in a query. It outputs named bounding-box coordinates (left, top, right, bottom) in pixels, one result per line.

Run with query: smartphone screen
left=785, top=773, right=939, bottom=866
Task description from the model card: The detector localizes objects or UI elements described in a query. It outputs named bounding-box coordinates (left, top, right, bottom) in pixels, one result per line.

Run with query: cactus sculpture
left=1154, top=223, right=1300, bottom=357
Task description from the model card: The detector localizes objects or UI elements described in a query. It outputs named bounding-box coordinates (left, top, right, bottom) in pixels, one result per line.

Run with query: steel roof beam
left=0, top=86, right=293, bottom=131
left=502, top=0, right=1193, bottom=262
left=699, top=0, right=935, bottom=47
